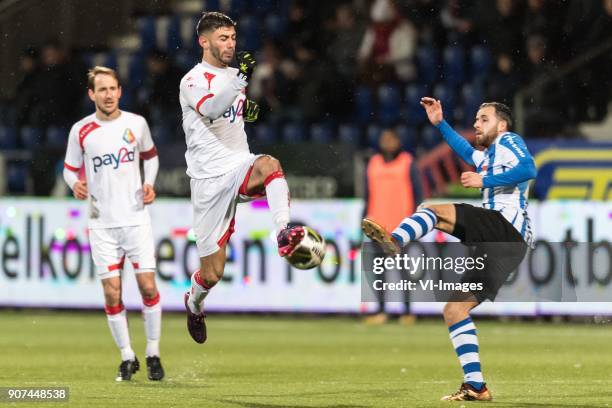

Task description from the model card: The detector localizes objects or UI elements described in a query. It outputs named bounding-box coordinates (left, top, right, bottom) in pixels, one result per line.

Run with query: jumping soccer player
left=362, top=97, right=536, bottom=401
left=180, top=12, right=305, bottom=344
left=63, top=66, right=164, bottom=382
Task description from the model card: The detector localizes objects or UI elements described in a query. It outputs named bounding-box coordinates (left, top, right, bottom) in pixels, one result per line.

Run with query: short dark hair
left=479, top=102, right=513, bottom=130
left=196, top=12, right=236, bottom=36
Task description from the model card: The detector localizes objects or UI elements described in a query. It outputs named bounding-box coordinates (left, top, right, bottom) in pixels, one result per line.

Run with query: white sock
left=189, top=270, right=209, bottom=314
left=105, top=305, right=135, bottom=361
left=264, top=172, right=290, bottom=231
left=142, top=293, right=161, bottom=357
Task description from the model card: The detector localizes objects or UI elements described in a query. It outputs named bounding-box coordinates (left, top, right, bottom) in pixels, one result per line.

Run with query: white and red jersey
left=64, top=111, right=158, bottom=229
left=179, top=61, right=251, bottom=179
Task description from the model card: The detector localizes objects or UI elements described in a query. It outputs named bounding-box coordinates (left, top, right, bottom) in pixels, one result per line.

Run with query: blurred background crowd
left=0, top=0, right=610, bottom=197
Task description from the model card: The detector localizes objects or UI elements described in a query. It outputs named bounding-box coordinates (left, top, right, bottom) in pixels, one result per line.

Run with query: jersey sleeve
left=180, top=73, right=247, bottom=120
left=482, top=134, right=537, bottom=188
left=138, top=118, right=158, bottom=160
left=435, top=120, right=476, bottom=166
left=64, top=124, right=83, bottom=172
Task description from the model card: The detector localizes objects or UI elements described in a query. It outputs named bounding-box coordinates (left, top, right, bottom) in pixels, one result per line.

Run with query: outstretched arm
left=420, top=97, right=476, bottom=166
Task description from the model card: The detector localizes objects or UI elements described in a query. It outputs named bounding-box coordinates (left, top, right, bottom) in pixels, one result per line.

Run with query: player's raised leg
left=441, top=298, right=492, bottom=401
left=362, top=204, right=455, bottom=254
left=101, top=275, right=140, bottom=382
left=135, top=272, right=164, bottom=381
left=245, top=155, right=304, bottom=256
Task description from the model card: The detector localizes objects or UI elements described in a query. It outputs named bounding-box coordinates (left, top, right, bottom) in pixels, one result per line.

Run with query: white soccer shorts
left=89, top=223, right=157, bottom=280
left=191, top=154, right=264, bottom=258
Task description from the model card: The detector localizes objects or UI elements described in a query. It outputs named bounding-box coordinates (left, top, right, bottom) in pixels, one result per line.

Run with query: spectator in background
left=401, top=0, right=446, bottom=46
left=486, top=53, right=522, bottom=105
left=522, top=34, right=567, bottom=137
left=8, top=47, right=40, bottom=126
left=137, top=49, right=182, bottom=137
left=358, top=0, right=417, bottom=85
left=440, top=0, right=477, bottom=45
left=476, top=0, right=523, bottom=58
left=327, top=3, right=364, bottom=82
left=363, top=128, right=422, bottom=326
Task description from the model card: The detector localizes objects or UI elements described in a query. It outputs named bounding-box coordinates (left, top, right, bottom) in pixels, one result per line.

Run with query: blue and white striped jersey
left=436, top=121, right=537, bottom=246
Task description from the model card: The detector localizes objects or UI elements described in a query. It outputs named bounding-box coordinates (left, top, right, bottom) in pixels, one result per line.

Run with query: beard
left=210, top=44, right=232, bottom=66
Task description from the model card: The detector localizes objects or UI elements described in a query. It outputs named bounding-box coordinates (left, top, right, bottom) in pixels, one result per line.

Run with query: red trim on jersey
left=264, top=171, right=285, bottom=187
left=104, top=303, right=124, bottom=315
left=238, top=165, right=266, bottom=198
left=203, top=72, right=216, bottom=89
left=64, top=162, right=80, bottom=172
left=140, top=146, right=158, bottom=160
left=142, top=292, right=160, bottom=307
left=78, top=122, right=100, bottom=149
left=217, top=217, right=236, bottom=247
left=193, top=270, right=212, bottom=289
left=132, top=262, right=140, bottom=270
left=196, top=93, right=214, bottom=115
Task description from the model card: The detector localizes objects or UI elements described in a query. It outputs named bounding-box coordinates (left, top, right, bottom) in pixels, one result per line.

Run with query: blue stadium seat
left=396, top=125, right=418, bottom=153
left=138, top=16, right=157, bottom=52
left=338, top=123, right=361, bottom=145
left=128, top=53, right=146, bottom=87
left=377, top=84, right=401, bottom=126
left=366, top=124, right=382, bottom=149
left=310, top=123, right=334, bottom=143
left=255, top=123, right=278, bottom=145
left=202, top=0, right=220, bottom=12
left=0, top=126, right=18, bottom=149
left=151, top=125, right=171, bottom=145
left=282, top=123, right=305, bottom=143
left=265, top=14, right=287, bottom=38
left=442, top=46, right=465, bottom=86
left=354, top=86, right=374, bottom=124
left=421, top=126, right=440, bottom=150
left=174, top=49, right=198, bottom=72
left=416, top=46, right=439, bottom=86
left=46, top=127, right=68, bottom=149
left=230, top=0, right=248, bottom=15
left=461, top=82, right=484, bottom=127
left=237, top=15, right=261, bottom=51
left=470, top=45, right=492, bottom=81
left=433, top=83, right=456, bottom=119
left=20, top=127, right=44, bottom=149
left=403, top=84, right=428, bottom=125
left=7, top=162, right=27, bottom=193
left=166, top=16, right=182, bottom=53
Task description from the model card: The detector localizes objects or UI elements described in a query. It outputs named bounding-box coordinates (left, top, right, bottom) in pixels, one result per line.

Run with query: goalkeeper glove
left=244, top=99, right=259, bottom=122
left=236, top=51, right=256, bottom=82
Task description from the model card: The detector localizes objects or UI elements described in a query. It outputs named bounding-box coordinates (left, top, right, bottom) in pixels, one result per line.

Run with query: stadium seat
left=138, top=16, right=157, bottom=52
left=46, top=127, right=68, bottom=149
left=255, top=123, right=278, bottom=145
left=265, top=14, right=287, bottom=38
left=366, top=124, right=382, bottom=149
left=470, top=45, right=492, bottom=82
left=7, top=162, right=28, bottom=193
left=416, top=46, right=439, bottom=86
left=166, top=15, right=182, bottom=53
left=229, top=0, right=248, bottom=15
left=282, top=123, right=305, bottom=143
left=20, top=127, right=44, bottom=149
left=396, top=125, right=418, bottom=153
left=237, top=15, right=261, bottom=51
left=421, top=126, right=440, bottom=150
left=354, top=86, right=374, bottom=124
left=202, top=0, right=220, bottom=12
left=151, top=125, right=172, bottom=146
left=0, top=126, right=18, bottom=149
left=403, top=84, right=428, bottom=125
left=377, top=84, right=401, bottom=126
left=442, top=46, right=465, bottom=86
left=433, top=83, right=456, bottom=119
left=461, top=82, right=484, bottom=127
left=338, top=123, right=361, bottom=145
left=310, top=123, right=334, bottom=143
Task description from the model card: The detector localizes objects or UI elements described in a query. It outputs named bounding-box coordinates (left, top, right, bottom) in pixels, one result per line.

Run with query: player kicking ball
left=179, top=12, right=306, bottom=344
left=64, top=67, right=164, bottom=381
left=363, top=98, right=536, bottom=401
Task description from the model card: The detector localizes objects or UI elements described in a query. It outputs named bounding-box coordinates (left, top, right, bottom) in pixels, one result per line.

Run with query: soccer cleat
left=441, top=383, right=492, bottom=401
left=361, top=218, right=401, bottom=255
left=277, top=225, right=305, bottom=257
left=146, top=356, right=165, bottom=381
left=115, top=357, right=140, bottom=382
left=363, top=312, right=388, bottom=326
left=184, top=292, right=207, bottom=344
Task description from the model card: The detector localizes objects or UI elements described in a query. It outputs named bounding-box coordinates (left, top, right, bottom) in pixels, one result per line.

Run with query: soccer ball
left=286, top=226, right=326, bottom=270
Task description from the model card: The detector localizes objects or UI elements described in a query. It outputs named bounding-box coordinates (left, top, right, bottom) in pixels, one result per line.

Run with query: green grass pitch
left=1, top=311, right=611, bottom=407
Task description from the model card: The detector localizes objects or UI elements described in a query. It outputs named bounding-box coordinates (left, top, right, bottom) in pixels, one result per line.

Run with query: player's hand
left=72, top=180, right=88, bottom=200
left=244, top=99, right=259, bottom=122
left=143, top=183, right=156, bottom=205
left=236, top=51, right=256, bottom=82
left=461, top=172, right=483, bottom=188
left=420, top=97, right=444, bottom=126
